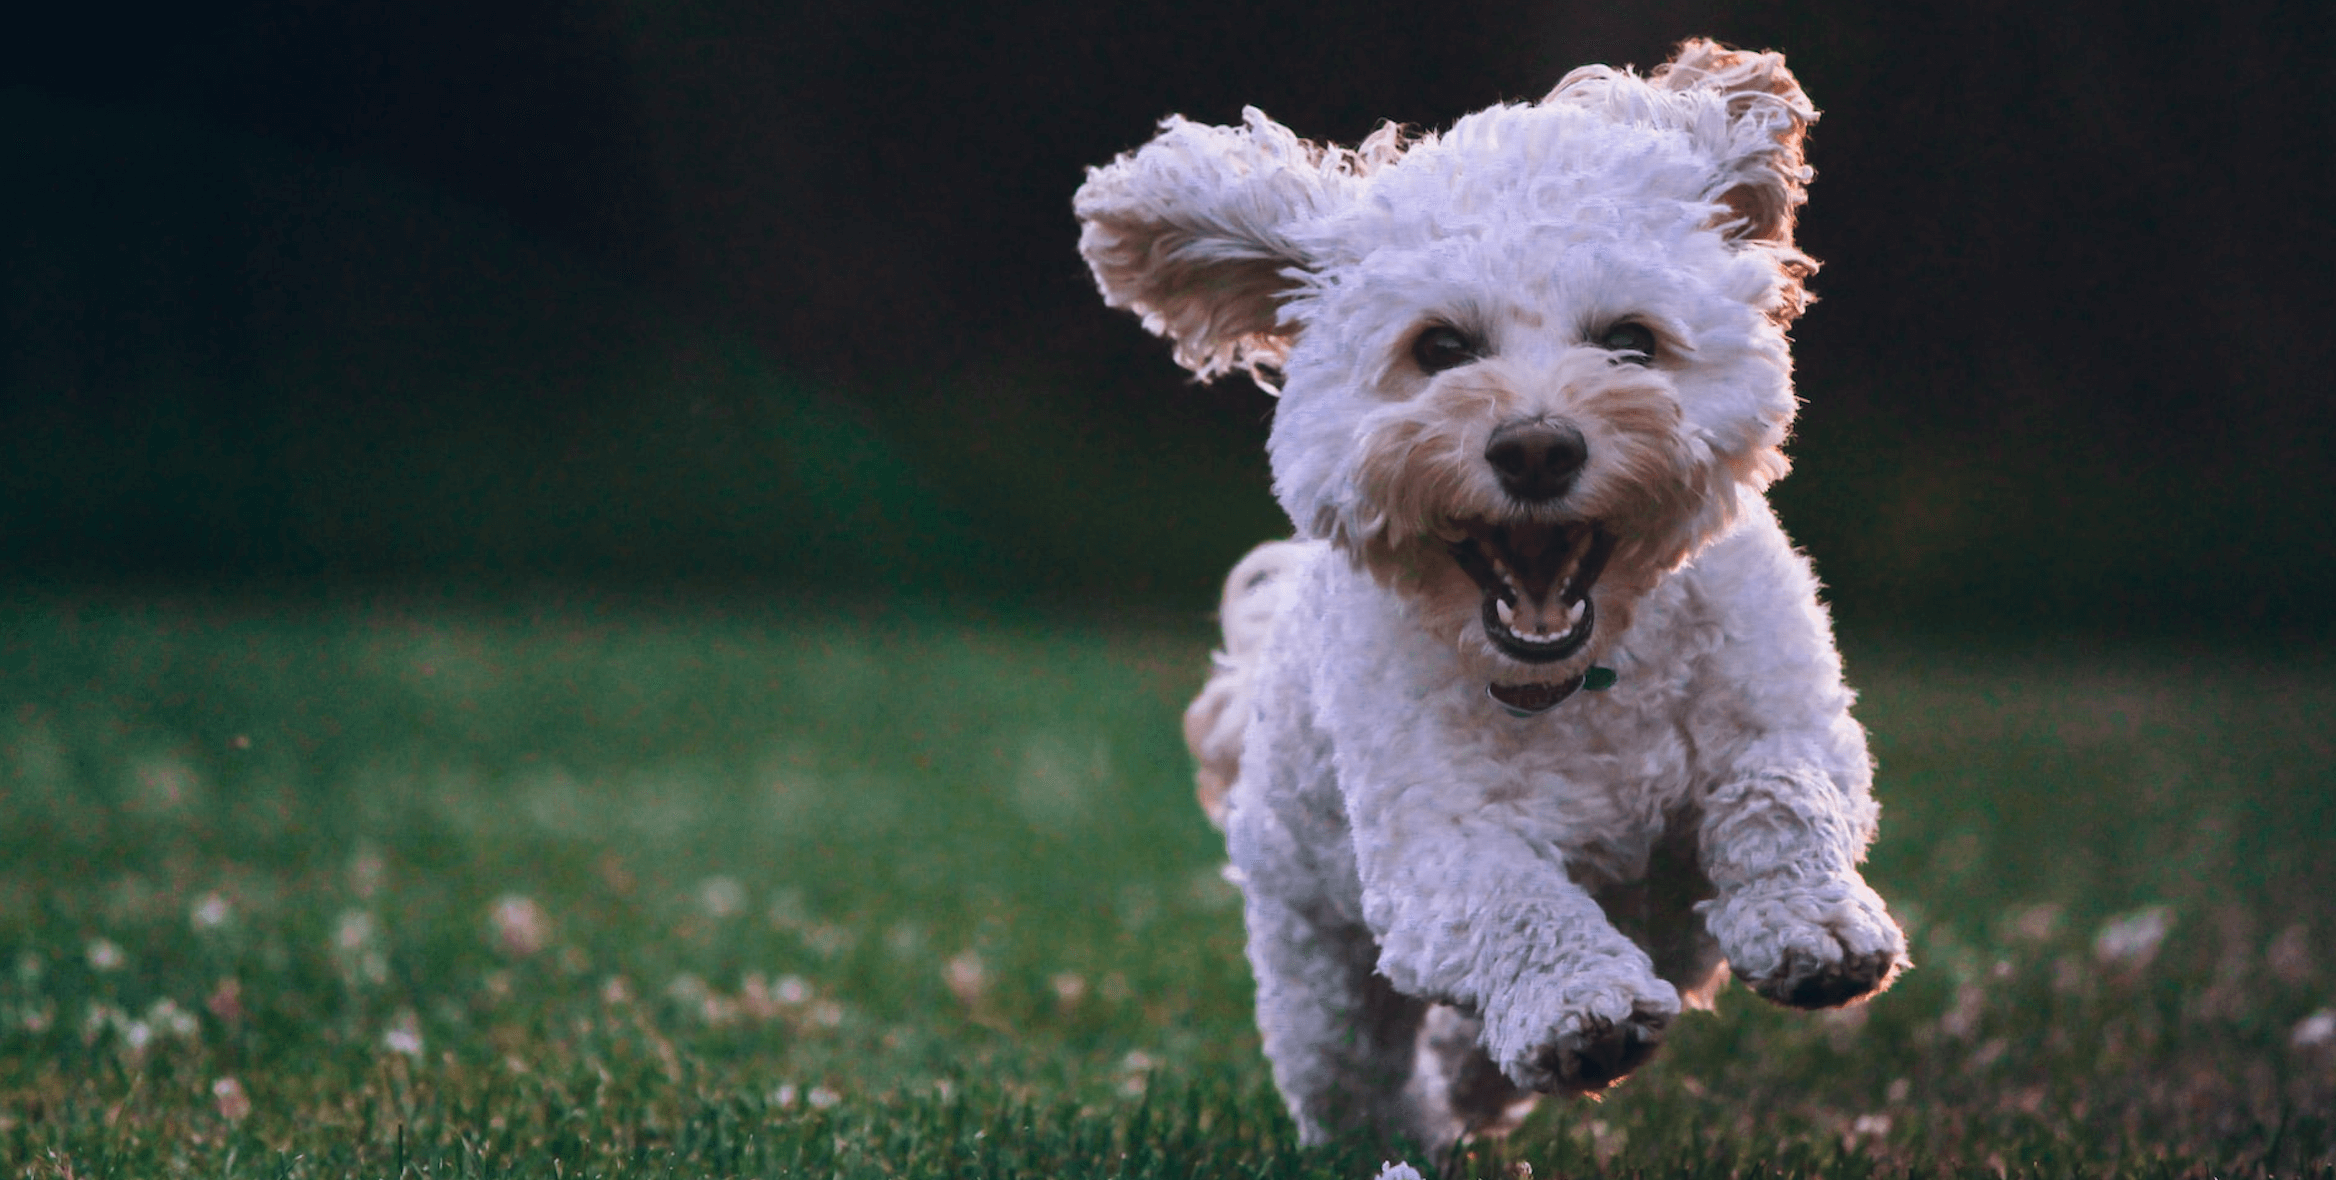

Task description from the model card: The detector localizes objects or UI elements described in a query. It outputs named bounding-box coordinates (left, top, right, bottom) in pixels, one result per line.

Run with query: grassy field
left=0, top=590, right=2329, bottom=1179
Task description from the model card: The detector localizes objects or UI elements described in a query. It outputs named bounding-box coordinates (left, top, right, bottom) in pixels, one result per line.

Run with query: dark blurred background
left=4, top=0, right=2330, bottom=634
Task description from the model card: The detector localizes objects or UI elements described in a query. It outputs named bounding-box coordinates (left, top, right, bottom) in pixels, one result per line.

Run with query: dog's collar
left=1489, top=666, right=1616, bottom=717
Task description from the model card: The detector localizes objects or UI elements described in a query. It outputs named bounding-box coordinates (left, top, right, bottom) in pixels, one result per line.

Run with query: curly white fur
left=1079, top=39, right=1907, bottom=1158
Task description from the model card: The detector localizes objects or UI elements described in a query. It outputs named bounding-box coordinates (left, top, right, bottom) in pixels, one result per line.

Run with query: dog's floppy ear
left=1076, top=108, right=1369, bottom=384
left=1645, top=39, right=1817, bottom=250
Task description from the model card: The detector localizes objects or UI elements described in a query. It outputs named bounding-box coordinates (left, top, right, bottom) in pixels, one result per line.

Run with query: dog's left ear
left=1645, top=39, right=1818, bottom=250
left=1076, top=108, right=1371, bottom=385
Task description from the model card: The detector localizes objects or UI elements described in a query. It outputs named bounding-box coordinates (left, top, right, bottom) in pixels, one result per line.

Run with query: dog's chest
left=1308, top=564, right=1720, bottom=876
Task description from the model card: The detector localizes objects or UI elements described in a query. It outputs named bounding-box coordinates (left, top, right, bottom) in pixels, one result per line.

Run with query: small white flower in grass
left=1374, top=1162, right=1425, bottom=1180
left=806, top=1086, right=841, bottom=1110
left=2291, top=1009, right=2336, bottom=1049
left=600, top=975, right=634, bottom=1006
left=809, top=1000, right=844, bottom=1028
left=2094, top=906, right=2173, bottom=969
left=943, top=952, right=986, bottom=1004
left=86, top=939, right=125, bottom=972
left=191, top=892, right=232, bottom=931
left=774, top=975, right=810, bottom=1005
left=700, top=992, right=740, bottom=1026
left=334, top=911, right=389, bottom=986
left=771, top=1083, right=798, bottom=1108
left=384, top=1009, right=425, bottom=1057
left=212, top=1076, right=251, bottom=1121
left=1843, top=1112, right=1892, bottom=1152
left=490, top=895, right=550, bottom=958
left=335, top=910, right=375, bottom=952
left=149, top=998, right=199, bottom=1039
left=1116, top=1050, right=1155, bottom=1098
left=121, top=1020, right=153, bottom=1054
left=699, top=877, right=746, bottom=919
left=1050, top=972, right=1087, bottom=1006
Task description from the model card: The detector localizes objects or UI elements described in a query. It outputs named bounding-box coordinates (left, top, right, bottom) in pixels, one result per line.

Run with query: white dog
left=1078, top=40, right=1909, bottom=1155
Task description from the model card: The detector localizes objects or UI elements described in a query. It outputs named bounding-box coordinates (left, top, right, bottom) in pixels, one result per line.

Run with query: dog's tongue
left=1502, top=526, right=1568, bottom=603
left=1498, top=525, right=1585, bottom=635
left=1503, top=589, right=1574, bottom=636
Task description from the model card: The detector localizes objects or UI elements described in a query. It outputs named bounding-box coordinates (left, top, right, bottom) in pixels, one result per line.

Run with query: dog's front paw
left=1529, top=1003, right=1671, bottom=1094
left=1491, top=974, right=1679, bottom=1095
left=1705, top=877, right=1908, bottom=1009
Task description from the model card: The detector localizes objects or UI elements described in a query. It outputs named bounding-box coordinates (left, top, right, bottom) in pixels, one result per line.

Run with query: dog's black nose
left=1485, top=418, right=1588, bottom=502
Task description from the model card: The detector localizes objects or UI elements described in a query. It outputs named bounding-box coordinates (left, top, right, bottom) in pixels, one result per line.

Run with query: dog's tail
left=1182, top=539, right=1311, bottom=830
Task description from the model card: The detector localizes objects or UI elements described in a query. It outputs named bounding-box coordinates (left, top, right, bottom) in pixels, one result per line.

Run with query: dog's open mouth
left=1449, top=521, right=1615, bottom=664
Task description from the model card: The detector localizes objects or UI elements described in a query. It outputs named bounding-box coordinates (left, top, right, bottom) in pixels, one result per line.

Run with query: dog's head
left=1078, top=40, right=1818, bottom=685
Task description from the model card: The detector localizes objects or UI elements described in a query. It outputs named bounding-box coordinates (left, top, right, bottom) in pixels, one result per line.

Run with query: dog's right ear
left=1076, top=108, right=1365, bottom=385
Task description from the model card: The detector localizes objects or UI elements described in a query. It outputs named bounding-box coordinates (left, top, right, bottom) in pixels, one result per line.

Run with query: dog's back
left=1182, top=539, right=1316, bottom=828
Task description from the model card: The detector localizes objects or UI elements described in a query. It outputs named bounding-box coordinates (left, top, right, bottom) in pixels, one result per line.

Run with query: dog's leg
left=1242, top=889, right=1431, bottom=1149
left=1344, top=799, right=1684, bottom=1098
left=1228, top=634, right=1449, bottom=1154
left=1407, top=1005, right=1537, bottom=1145
left=1696, top=766, right=1908, bottom=1008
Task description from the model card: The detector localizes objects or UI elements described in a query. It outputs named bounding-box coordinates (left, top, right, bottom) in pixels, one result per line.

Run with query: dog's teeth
left=1494, top=598, right=1515, bottom=627
left=1567, top=598, right=1587, bottom=623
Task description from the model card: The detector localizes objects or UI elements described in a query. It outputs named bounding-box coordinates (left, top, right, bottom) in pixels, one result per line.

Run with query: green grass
left=0, top=592, right=2330, bottom=1178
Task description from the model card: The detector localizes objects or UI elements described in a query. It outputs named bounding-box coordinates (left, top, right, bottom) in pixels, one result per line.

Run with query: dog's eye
left=1598, top=322, right=1657, bottom=364
left=1410, top=325, right=1483, bottom=374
